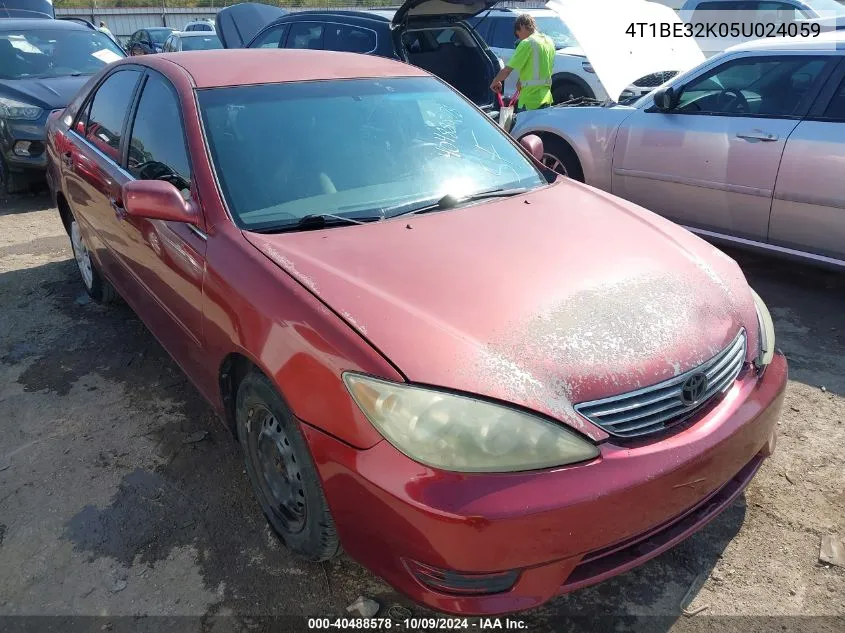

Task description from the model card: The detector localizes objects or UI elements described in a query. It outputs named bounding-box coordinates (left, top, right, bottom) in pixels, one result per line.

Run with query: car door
left=118, top=69, right=208, bottom=368
left=611, top=53, right=833, bottom=241
left=63, top=67, right=143, bottom=291
left=769, top=60, right=845, bottom=262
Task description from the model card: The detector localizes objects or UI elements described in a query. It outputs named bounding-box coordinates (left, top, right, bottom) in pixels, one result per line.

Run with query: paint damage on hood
left=546, top=0, right=706, bottom=101
left=244, top=180, right=759, bottom=442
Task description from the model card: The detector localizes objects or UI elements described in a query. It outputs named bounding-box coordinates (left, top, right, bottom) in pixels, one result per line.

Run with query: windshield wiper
left=390, top=187, right=529, bottom=218
left=251, top=213, right=380, bottom=234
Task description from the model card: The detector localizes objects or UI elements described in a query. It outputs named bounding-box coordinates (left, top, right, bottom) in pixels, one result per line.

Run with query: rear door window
left=324, top=24, right=376, bottom=53
left=285, top=22, right=325, bottom=49
left=81, top=69, right=142, bottom=162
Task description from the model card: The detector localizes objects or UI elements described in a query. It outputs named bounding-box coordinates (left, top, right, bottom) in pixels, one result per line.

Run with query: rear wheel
left=539, top=135, right=584, bottom=182
left=236, top=371, right=340, bottom=562
left=552, top=80, right=590, bottom=105
left=69, top=216, right=118, bottom=303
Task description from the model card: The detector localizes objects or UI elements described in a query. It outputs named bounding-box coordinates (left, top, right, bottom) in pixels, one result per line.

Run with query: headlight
left=0, top=97, right=43, bottom=120
left=751, top=288, right=775, bottom=368
left=343, top=373, right=600, bottom=473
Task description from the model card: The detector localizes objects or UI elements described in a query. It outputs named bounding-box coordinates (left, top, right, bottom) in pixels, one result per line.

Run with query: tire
left=1, top=158, right=30, bottom=195
left=69, top=216, right=118, bottom=303
left=235, top=371, right=340, bottom=562
left=552, top=80, right=590, bottom=105
left=539, top=135, right=584, bottom=182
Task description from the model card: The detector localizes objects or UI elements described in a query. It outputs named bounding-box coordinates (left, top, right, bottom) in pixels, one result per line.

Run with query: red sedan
left=45, top=49, right=786, bottom=615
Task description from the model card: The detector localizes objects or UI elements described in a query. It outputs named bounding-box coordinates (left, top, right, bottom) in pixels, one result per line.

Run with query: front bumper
left=0, top=115, right=49, bottom=175
left=302, top=353, right=787, bottom=615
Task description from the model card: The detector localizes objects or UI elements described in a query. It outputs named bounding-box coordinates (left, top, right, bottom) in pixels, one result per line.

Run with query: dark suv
left=126, top=27, right=176, bottom=55
left=216, top=0, right=517, bottom=110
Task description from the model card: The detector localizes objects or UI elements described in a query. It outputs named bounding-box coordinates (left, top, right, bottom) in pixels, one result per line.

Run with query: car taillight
left=404, top=559, right=519, bottom=596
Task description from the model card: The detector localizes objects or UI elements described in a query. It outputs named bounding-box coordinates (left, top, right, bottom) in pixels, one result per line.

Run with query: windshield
left=198, top=77, right=546, bottom=232
left=149, top=29, right=174, bottom=44
left=534, top=16, right=578, bottom=49
left=0, top=0, right=54, bottom=18
left=0, top=29, right=125, bottom=80
left=181, top=34, right=222, bottom=50
left=805, top=0, right=845, bottom=15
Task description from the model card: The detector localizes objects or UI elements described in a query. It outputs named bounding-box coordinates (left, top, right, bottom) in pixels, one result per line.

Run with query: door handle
left=736, top=131, right=778, bottom=142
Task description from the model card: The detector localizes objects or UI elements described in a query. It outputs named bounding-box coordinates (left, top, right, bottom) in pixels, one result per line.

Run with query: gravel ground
left=0, top=188, right=843, bottom=633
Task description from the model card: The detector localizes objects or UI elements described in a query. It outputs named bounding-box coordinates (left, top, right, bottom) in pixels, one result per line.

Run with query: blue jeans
left=515, top=102, right=551, bottom=114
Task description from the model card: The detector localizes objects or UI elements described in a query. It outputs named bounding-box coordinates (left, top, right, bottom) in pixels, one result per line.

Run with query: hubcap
left=70, top=221, right=94, bottom=290
left=253, top=408, right=306, bottom=533
left=542, top=154, right=568, bottom=176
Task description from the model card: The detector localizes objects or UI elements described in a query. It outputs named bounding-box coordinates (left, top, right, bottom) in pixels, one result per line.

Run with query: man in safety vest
left=489, top=14, right=555, bottom=112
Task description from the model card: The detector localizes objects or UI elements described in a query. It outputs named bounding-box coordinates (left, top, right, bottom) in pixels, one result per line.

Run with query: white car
left=183, top=19, right=215, bottom=32
left=468, top=2, right=704, bottom=103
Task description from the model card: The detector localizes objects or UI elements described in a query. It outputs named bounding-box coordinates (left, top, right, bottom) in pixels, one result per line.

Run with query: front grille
left=633, top=70, right=679, bottom=88
left=574, top=329, right=747, bottom=438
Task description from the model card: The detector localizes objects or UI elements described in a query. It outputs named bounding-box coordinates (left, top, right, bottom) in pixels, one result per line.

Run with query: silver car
left=511, top=33, right=845, bottom=269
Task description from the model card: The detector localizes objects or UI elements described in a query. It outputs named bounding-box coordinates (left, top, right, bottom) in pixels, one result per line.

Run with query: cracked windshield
left=198, top=76, right=546, bottom=232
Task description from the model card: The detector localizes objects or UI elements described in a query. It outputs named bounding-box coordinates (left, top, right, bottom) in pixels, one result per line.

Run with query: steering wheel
left=715, top=89, right=750, bottom=114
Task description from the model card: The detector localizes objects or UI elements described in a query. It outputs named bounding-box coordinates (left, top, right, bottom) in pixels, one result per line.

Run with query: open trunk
left=399, top=21, right=496, bottom=108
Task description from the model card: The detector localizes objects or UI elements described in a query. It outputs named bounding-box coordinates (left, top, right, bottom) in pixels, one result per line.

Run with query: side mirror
left=519, top=134, right=544, bottom=162
left=122, top=180, right=199, bottom=225
left=652, top=86, right=678, bottom=111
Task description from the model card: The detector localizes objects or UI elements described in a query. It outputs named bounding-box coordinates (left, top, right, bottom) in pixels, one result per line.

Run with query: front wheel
left=538, top=135, right=584, bottom=182
left=552, top=80, right=590, bottom=105
left=236, top=371, right=341, bottom=562
left=69, top=217, right=118, bottom=303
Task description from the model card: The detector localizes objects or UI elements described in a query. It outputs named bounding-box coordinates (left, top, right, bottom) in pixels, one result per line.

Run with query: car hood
left=245, top=179, right=757, bottom=440
left=0, top=75, right=90, bottom=110
left=243, top=180, right=758, bottom=441
left=215, top=1, right=289, bottom=48
left=547, top=0, right=706, bottom=101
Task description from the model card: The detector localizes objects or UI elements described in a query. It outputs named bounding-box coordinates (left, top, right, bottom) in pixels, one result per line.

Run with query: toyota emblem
left=681, top=373, right=708, bottom=406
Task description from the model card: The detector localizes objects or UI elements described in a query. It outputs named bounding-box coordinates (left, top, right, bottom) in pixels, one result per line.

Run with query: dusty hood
left=547, top=0, right=706, bottom=100
left=244, top=181, right=758, bottom=441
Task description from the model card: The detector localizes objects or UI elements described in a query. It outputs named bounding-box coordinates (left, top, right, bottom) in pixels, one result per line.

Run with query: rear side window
left=489, top=17, right=517, bottom=48
left=287, top=22, right=324, bottom=49
left=82, top=69, right=142, bottom=161
left=127, top=73, right=192, bottom=193
left=251, top=25, right=286, bottom=48
left=324, top=24, right=376, bottom=53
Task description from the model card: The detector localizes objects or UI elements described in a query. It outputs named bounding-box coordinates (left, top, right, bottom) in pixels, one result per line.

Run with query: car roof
left=146, top=48, right=428, bottom=88
left=727, top=28, right=845, bottom=52
left=0, top=18, right=88, bottom=31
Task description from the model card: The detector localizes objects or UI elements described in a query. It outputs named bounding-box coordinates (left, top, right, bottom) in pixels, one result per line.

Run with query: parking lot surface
left=0, top=188, right=843, bottom=632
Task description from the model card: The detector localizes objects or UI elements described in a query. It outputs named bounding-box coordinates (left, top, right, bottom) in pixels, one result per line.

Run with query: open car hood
left=215, top=1, right=288, bottom=49
left=392, top=0, right=530, bottom=26
left=547, top=0, right=705, bottom=101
